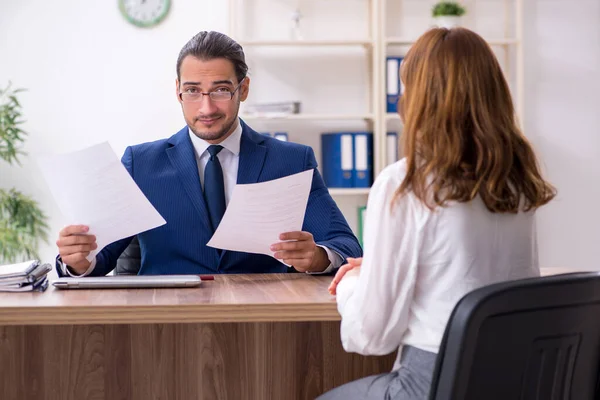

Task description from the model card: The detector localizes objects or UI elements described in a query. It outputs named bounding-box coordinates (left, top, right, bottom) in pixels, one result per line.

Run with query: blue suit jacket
left=57, top=121, right=362, bottom=276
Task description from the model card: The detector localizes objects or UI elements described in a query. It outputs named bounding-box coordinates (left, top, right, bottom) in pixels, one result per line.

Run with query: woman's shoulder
left=375, top=158, right=409, bottom=187
left=367, top=158, right=411, bottom=206
left=371, top=158, right=430, bottom=216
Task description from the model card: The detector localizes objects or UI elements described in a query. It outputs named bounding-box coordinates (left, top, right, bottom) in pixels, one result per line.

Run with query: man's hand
left=328, top=257, right=362, bottom=295
left=271, top=231, right=330, bottom=273
left=56, top=225, right=97, bottom=275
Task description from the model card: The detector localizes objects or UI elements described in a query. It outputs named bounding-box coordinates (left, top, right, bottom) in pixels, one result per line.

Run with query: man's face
left=176, top=56, right=249, bottom=143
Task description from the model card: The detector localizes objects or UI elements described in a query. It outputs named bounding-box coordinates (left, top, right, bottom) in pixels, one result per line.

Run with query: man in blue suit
left=55, top=31, right=362, bottom=277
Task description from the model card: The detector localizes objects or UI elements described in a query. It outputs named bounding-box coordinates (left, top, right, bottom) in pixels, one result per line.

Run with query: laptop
left=52, top=275, right=202, bottom=289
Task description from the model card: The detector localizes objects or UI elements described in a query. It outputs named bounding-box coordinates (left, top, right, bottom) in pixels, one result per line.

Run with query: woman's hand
left=328, top=257, right=362, bottom=295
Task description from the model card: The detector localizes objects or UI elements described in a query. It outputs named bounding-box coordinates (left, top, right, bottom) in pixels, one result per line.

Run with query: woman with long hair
left=319, top=27, right=556, bottom=400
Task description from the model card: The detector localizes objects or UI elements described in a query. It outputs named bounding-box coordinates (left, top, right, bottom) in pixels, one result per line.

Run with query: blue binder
left=321, top=132, right=354, bottom=188
left=353, top=132, right=373, bottom=187
left=386, top=132, right=399, bottom=165
left=386, top=56, right=404, bottom=113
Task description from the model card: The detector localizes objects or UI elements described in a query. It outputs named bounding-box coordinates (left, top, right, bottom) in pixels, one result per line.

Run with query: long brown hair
left=396, top=27, right=556, bottom=213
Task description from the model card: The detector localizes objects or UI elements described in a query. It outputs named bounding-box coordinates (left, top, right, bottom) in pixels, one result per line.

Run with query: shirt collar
left=188, top=118, right=242, bottom=158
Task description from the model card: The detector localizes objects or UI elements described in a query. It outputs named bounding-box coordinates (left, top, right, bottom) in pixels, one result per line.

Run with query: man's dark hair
left=176, top=31, right=248, bottom=84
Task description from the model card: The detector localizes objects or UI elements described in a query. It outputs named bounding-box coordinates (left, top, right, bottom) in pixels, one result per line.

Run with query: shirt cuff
left=61, top=257, right=97, bottom=277
left=306, top=245, right=344, bottom=275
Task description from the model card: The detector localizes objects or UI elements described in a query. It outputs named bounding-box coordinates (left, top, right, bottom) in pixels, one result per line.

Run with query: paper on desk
left=207, top=169, right=313, bottom=256
left=37, top=142, right=166, bottom=261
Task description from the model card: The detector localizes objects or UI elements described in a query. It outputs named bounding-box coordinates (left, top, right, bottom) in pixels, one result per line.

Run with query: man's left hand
left=271, top=231, right=329, bottom=273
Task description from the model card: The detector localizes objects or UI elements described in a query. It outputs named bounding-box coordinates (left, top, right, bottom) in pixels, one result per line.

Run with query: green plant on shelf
left=432, top=1, right=466, bottom=17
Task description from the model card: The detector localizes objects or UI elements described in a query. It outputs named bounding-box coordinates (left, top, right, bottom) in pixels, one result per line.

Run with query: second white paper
left=37, top=142, right=167, bottom=261
left=207, top=169, right=313, bottom=256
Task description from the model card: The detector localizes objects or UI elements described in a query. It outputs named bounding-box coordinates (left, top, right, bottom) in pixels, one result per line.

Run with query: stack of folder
left=321, top=132, right=374, bottom=188
left=244, top=101, right=301, bottom=116
left=0, top=260, right=51, bottom=292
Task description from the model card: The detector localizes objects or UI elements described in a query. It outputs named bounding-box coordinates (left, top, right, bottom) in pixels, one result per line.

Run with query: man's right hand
left=56, top=225, right=97, bottom=275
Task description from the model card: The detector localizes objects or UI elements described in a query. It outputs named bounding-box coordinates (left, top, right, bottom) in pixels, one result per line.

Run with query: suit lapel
left=166, top=128, right=212, bottom=232
left=237, top=121, right=268, bottom=185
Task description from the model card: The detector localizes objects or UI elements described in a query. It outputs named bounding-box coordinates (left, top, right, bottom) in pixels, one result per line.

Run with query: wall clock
left=118, top=0, right=171, bottom=28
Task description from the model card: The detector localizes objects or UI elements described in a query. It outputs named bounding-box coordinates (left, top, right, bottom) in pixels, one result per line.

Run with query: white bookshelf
left=328, top=188, right=371, bottom=196
left=240, top=113, right=375, bottom=121
left=380, top=0, right=524, bottom=172
left=228, top=0, right=524, bottom=234
left=385, top=37, right=518, bottom=46
left=239, top=40, right=375, bottom=47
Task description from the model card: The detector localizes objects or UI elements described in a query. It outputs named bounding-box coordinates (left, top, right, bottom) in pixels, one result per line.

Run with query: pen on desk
left=200, top=275, right=215, bottom=281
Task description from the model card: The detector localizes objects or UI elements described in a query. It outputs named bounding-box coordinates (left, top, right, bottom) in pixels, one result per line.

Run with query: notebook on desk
left=0, top=260, right=52, bottom=292
left=52, top=275, right=202, bottom=289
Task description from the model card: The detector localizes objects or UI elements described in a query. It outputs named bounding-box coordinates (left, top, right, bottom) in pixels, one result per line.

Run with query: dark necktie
left=204, top=145, right=226, bottom=231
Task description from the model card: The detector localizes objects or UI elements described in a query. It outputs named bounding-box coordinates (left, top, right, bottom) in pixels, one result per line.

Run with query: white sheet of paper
left=37, top=142, right=166, bottom=261
left=0, top=260, right=37, bottom=277
left=207, top=169, right=313, bottom=256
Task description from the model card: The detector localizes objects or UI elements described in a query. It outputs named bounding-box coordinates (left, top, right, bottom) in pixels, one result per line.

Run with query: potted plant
left=0, top=82, right=49, bottom=263
left=432, top=1, right=466, bottom=29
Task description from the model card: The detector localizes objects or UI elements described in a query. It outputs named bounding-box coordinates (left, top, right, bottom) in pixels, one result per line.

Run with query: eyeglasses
left=179, top=77, right=246, bottom=103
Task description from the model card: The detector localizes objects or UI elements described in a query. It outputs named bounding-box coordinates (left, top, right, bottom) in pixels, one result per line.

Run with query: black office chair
left=429, top=271, right=600, bottom=400
left=115, top=236, right=142, bottom=275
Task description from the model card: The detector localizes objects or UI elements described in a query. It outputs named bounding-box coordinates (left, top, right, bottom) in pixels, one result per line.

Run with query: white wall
left=0, top=0, right=598, bottom=270
left=523, top=0, right=600, bottom=270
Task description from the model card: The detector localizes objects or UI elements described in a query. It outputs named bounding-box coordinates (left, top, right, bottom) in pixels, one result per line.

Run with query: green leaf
left=0, top=82, right=27, bottom=166
left=8, top=96, right=21, bottom=108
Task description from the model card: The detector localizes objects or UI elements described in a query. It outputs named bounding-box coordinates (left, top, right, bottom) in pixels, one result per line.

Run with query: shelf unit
left=328, top=188, right=371, bottom=196
left=379, top=0, right=524, bottom=174
left=239, top=40, right=375, bottom=47
left=385, top=37, right=519, bottom=46
left=241, top=113, right=375, bottom=121
left=229, top=0, right=382, bottom=174
left=228, top=0, right=524, bottom=234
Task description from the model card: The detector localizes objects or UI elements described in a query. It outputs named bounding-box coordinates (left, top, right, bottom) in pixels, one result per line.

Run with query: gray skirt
left=316, top=345, right=437, bottom=400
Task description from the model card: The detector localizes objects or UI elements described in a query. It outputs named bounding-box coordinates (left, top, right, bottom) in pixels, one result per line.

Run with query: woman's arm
left=336, top=167, right=422, bottom=355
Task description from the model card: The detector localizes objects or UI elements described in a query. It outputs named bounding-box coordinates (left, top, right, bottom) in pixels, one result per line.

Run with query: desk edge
left=0, top=303, right=342, bottom=325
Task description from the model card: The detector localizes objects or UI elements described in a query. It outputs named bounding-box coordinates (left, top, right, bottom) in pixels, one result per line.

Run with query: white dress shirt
left=336, top=158, right=540, bottom=369
left=64, top=119, right=341, bottom=276
left=190, top=119, right=242, bottom=208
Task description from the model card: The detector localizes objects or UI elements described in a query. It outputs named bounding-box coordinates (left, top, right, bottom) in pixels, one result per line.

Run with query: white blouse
left=336, top=158, right=540, bottom=367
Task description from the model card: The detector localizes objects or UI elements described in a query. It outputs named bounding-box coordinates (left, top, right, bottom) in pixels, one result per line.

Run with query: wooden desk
left=0, top=274, right=395, bottom=400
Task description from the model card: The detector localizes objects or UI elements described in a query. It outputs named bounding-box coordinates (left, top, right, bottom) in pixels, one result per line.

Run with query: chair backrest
left=429, top=272, right=600, bottom=400
left=115, top=236, right=142, bottom=275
